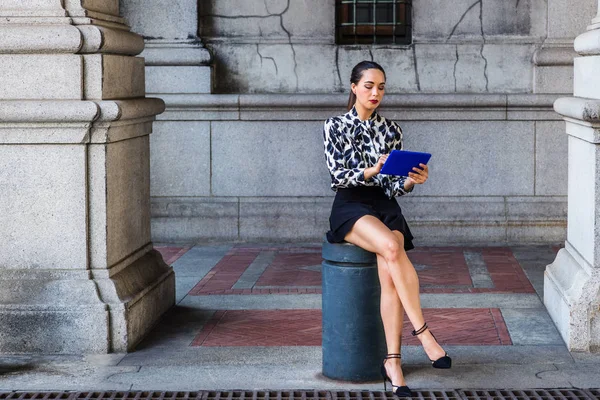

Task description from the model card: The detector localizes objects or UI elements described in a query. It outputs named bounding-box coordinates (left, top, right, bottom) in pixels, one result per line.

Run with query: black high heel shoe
left=380, top=353, right=413, bottom=398
left=412, top=323, right=452, bottom=369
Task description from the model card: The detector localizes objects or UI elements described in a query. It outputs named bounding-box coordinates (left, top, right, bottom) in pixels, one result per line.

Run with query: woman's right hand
left=373, top=154, right=389, bottom=174
left=364, top=154, right=388, bottom=180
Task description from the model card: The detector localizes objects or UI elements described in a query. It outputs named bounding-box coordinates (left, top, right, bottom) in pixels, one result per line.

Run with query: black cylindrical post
left=321, top=238, right=386, bottom=382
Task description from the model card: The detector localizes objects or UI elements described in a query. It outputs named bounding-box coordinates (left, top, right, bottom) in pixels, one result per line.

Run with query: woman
left=323, top=61, right=451, bottom=397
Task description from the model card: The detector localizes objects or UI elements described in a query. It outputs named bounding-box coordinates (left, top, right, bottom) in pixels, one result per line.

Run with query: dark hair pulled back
left=347, top=60, right=386, bottom=111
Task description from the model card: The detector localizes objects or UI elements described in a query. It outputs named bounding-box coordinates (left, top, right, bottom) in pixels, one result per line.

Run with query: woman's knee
left=381, top=236, right=404, bottom=264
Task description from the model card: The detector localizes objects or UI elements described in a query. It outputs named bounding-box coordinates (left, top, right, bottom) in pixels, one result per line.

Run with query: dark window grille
left=336, top=0, right=412, bottom=45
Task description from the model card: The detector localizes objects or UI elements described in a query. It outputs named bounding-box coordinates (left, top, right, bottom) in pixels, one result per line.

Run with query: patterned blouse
left=323, top=106, right=413, bottom=199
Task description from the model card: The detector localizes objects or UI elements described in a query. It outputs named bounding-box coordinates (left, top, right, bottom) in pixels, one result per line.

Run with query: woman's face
left=352, top=68, right=386, bottom=113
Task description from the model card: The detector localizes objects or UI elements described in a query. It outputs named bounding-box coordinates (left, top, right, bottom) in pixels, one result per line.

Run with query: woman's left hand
left=408, top=163, right=429, bottom=185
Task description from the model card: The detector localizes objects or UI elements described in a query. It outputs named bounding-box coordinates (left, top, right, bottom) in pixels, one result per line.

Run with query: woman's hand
left=364, top=154, right=389, bottom=180
left=374, top=154, right=388, bottom=174
left=407, top=163, right=429, bottom=185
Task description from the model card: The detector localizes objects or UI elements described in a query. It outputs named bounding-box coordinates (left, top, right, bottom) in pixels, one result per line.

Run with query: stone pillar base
left=545, top=242, right=600, bottom=352
left=93, top=249, right=175, bottom=353
left=0, top=250, right=174, bottom=353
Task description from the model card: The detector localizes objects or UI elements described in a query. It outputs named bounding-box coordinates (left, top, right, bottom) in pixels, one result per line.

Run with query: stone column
left=0, top=0, right=175, bottom=353
left=545, top=1, right=600, bottom=352
left=121, top=0, right=212, bottom=94
left=119, top=0, right=213, bottom=223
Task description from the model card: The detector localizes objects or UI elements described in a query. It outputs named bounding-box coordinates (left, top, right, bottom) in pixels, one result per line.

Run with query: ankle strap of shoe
left=412, top=322, right=428, bottom=336
left=385, top=353, right=402, bottom=359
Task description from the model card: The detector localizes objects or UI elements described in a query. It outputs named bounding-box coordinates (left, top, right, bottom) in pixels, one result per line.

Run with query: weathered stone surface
left=150, top=194, right=567, bottom=245
left=211, top=121, right=331, bottom=196
left=0, top=0, right=67, bottom=16
left=0, top=145, right=87, bottom=269
left=414, top=0, right=546, bottom=40
left=574, top=28, right=600, bottom=55
left=535, top=121, right=569, bottom=195
left=83, top=55, right=146, bottom=100
left=545, top=243, right=600, bottom=351
left=0, top=306, right=109, bottom=353
left=566, top=133, right=599, bottom=266
left=0, top=0, right=172, bottom=354
left=106, top=137, right=152, bottom=267
left=574, top=56, right=600, bottom=99
left=150, top=121, right=211, bottom=197
left=121, top=0, right=198, bottom=40
left=239, top=197, right=332, bottom=241
left=534, top=65, right=574, bottom=94
left=485, top=44, right=536, bottom=93
left=0, top=25, right=82, bottom=53
left=548, top=0, right=599, bottom=39
left=0, top=55, right=82, bottom=100
left=400, top=121, right=535, bottom=196
left=206, top=42, right=538, bottom=94
left=146, top=66, right=211, bottom=94
left=151, top=197, right=239, bottom=242
left=141, top=44, right=212, bottom=66
left=78, top=25, right=145, bottom=55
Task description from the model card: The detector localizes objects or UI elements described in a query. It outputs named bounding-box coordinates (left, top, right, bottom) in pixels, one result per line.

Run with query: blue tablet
left=380, top=150, right=431, bottom=176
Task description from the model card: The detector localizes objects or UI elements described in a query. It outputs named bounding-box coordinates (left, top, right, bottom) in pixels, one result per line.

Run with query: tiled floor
left=1, top=243, right=585, bottom=391
left=155, top=243, right=560, bottom=349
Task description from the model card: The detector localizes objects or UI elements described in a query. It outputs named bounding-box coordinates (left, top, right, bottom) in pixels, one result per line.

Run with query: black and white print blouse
left=323, top=106, right=413, bottom=199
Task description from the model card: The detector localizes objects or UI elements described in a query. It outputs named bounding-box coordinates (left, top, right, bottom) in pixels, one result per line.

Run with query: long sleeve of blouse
left=322, top=117, right=369, bottom=188
left=322, top=107, right=413, bottom=198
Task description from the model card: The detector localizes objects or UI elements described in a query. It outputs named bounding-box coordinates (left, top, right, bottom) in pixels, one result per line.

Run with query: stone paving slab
left=501, top=309, right=565, bottom=345
left=2, top=360, right=583, bottom=391
left=115, top=345, right=575, bottom=367
left=179, top=293, right=543, bottom=310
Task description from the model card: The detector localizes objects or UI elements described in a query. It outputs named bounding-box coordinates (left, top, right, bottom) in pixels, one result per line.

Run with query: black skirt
left=326, top=186, right=415, bottom=251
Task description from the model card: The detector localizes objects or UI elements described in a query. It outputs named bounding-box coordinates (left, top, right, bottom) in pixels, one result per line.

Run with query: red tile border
left=190, top=310, right=227, bottom=346
left=490, top=309, right=512, bottom=345
left=191, top=308, right=512, bottom=347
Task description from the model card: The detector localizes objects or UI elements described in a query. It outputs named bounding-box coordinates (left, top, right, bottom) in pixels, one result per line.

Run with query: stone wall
left=120, top=0, right=597, bottom=244
left=200, top=0, right=546, bottom=93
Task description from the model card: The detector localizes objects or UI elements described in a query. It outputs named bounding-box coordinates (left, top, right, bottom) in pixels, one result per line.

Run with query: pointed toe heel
left=412, top=322, right=453, bottom=369
left=393, top=385, right=413, bottom=398
left=381, top=353, right=413, bottom=398
left=432, top=354, right=452, bottom=369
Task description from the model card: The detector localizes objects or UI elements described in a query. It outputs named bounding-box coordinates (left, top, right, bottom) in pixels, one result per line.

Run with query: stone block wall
left=119, top=0, right=596, bottom=244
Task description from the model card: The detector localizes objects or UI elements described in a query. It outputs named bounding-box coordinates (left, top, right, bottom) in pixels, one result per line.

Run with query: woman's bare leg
left=345, top=215, right=446, bottom=362
left=376, top=253, right=406, bottom=386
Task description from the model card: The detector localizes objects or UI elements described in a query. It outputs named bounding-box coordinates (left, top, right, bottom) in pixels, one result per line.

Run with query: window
left=335, top=0, right=412, bottom=45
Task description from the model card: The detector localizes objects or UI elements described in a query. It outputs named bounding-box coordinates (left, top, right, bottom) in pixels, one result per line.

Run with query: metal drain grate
left=0, top=391, right=597, bottom=400
left=459, top=390, right=598, bottom=400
